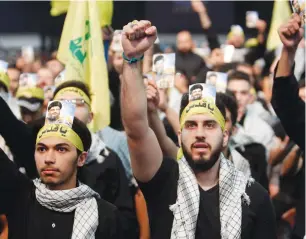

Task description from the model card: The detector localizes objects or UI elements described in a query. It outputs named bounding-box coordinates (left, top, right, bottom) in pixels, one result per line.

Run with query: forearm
left=198, top=11, right=211, bottom=30
left=148, top=111, right=178, bottom=158
left=275, top=48, right=296, bottom=77
left=142, top=45, right=153, bottom=74
left=121, top=61, right=149, bottom=139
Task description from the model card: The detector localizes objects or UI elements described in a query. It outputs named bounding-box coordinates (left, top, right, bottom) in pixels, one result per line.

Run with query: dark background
left=0, top=1, right=274, bottom=35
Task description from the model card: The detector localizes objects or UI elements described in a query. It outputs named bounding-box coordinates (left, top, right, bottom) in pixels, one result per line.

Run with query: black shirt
left=138, top=157, right=277, bottom=239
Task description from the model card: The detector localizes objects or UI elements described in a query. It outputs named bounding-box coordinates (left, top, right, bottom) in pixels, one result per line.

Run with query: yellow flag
left=57, top=0, right=110, bottom=132
left=266, top=0, right=292, bottom=51
left=50, top=0, right=113, bottom=27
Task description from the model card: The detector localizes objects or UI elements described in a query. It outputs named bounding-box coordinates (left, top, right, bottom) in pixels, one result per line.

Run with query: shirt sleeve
left=271, top=64, right=305, bottom=151
left=0, top=148, right=31, bottom=214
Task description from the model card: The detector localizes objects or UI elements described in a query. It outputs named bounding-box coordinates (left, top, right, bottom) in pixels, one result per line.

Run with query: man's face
left=35, top=137, right=83, bottom=190
left=7, top=68, right=20, bottom=95
left=299, top=87, right=306, bottom=102
left=56, top=91, right=92, bottom=124
left=176, top=32, right=193, bottom=53
left=226, top=35, right=245, bottom=48
left=37, top=68, right=54, bottom=88
left=155, top=59, right=164, bottom=74
left=208, top=75, right=217, bottom=85
left=227, top=80, right=251, bottom=116
left=48, top=106, right=61, bottom=120
left=179, top=114, right=228, bottom=172
left=46, top=60, right=64, bottom=78
left=191, top=88, right=202, bottom=100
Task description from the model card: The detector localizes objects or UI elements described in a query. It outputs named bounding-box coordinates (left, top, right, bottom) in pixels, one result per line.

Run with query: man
left=0, top=80, right=139, bottom=238
left=189, top=83, right=203, bottom=101
left=46, top=100, right=62, bottom=124
left=271, top=13, right=305, bottom=239
left=207, top=72, right=218, bottom=85
left=120, top=19, right=276, bottom=239
left=37, top=67, right=55, bottom=89
left=175, top=31, right=207, bottom=83
left=227, top=70, right=275, bottom=159
left=0, top=117, right=121, bottom=238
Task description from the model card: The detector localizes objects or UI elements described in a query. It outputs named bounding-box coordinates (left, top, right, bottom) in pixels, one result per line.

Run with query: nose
left=195, top=124, right=206, bottom=140
left=44, top=150, right=56, bottom=164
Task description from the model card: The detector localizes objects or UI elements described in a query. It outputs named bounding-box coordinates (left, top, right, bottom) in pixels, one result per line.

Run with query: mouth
left=41, top=168, right=59, bottom=175
left=192, top=142, right=210, bottom=153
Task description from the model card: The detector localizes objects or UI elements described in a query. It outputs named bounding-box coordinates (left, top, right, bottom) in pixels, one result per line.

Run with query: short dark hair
left=228, top=70, right=251, bottom=85
left=154, top=55, right=164, bottom=65
left=48, top=100, right=62, bottom=111
left=208, top=73, right=218, bottom=79
left=53, top=80, right=92, bottom=102
left=190, top=84, right=203, bottom=92
left=218, top=91, right=238, bottom=125
left=179, top=93, right=226, bottom=121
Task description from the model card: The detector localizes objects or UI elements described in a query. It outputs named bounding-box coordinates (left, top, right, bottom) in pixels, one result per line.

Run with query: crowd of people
left=0, top=1, right=304, bottom=239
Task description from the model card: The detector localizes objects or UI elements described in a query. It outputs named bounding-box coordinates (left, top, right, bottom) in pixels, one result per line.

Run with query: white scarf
left=86, top=133, right=110, bottom=164
left=170, top=154, right=253, bottom=239
left=33, top=179, right=100, bottom=239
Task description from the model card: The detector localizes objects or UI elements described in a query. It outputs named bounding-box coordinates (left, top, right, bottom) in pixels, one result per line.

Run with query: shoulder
left=96, top=197, right=117, bottom=215
left=245, top=181, right=271, bottom=209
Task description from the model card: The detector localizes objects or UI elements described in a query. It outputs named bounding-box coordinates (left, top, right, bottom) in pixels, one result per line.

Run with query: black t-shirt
left=195, top=185, right=221, bottom=239
left=138, top=157, right=277, bottom=239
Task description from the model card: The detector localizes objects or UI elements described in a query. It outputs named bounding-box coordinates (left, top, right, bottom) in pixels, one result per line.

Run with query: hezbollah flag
left=50, top=0, right=113, bottom=27
left=266, top=0, right=292, bottom=51
left=57, top=0, right=110, bottom=132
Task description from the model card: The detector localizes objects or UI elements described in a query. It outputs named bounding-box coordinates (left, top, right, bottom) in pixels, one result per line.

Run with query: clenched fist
left=122, top=20, right=157, bottom=59
left=278, top=13, right=304, bottom=50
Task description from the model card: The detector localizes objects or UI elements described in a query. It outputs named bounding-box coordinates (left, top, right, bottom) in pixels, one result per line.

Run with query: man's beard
left=181, top=140, right=223, bottom=173
left=48, top=115, right=58, bottom=121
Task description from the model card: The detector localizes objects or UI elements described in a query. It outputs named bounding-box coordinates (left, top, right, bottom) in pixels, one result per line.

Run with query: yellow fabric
left=267, top=0, right=292, bottom=51
left=36, top=124, right=84, bottom=152
left=54, top=87, right=91, bottom=108
left=180, top=98, right=225, bottom=131
left=0, top=71, right=9, bottom=90
left=177, top=98, right=225, bottom=160
left=50, top=0, right=113, bottom=27
left=16, top=87, right=44, bottom=100
left=57, top=0, right=110, bottom=132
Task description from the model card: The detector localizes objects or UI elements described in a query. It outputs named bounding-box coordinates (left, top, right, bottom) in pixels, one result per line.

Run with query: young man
left=0, top=117, right=121, bottom=238
left=120, top=20, right=276, bottom=239
left=227, top=70, right=275, bottom=159
left=0, top=80, right=138, bottom=238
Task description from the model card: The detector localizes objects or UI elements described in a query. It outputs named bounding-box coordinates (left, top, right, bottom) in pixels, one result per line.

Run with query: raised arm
left=146, top=79, right=178, bottom=159
left=120, top=20, right=163, bottom=182
left=271, top=14, right=305, bottom=150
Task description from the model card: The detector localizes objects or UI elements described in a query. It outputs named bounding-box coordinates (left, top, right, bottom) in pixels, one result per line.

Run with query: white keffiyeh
left=170, top=154, right=254, bottom=239
left=33, top=179, right=100, bottom=239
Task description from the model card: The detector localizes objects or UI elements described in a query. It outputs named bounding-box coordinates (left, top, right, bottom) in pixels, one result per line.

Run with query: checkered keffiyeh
left=170, top=154, right=254, bottom=239
left=33, top=179, right=100, bottom=239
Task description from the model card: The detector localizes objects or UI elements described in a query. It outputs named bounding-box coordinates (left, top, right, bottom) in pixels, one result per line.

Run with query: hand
left=158, top=89, right=168, bottom=112
left=145, top=79, right=160, bottom=113
left=122, top=20, right=157, bottom=59
left=278, top=13, right=304, bottom=51
left=191, top=0, right=207, bottom=13
left=256, top=19, right=267, bottom=33
left=102, top=25, right=114, bottom=41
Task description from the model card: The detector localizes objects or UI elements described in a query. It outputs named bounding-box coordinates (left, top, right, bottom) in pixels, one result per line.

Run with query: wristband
left=122, top=52, right=144, bottom=64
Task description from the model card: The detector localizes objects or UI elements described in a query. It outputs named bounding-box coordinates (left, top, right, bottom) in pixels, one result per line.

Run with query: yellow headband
left=180, top=98, right=225, bottom=131
left=0, top=71, right=9, bottom=90
left=54, top=87, right=91, bottom=107
left=36, top=124, right=84, bottom=152
left=16, top=87, right=44, bottom=100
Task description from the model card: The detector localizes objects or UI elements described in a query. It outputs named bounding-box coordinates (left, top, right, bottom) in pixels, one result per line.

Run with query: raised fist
left=278, top=13, right=304, bottom=50
left=122, top=20, right=157, bottom=59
